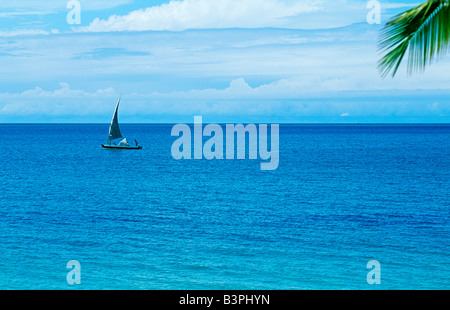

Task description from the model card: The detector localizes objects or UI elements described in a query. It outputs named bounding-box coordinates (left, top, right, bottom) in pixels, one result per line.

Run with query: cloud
left=0, top=0, right=132, bottom=11
left=0, top=83, right=117, bottom=117
left=4, top=24, right=450, bottom=94
left=1, top=79, right=449, bottom=123
left=0, top=29, right=50, bottom=37
left=77, top=0, right=320, bottom=32
left=0, top=11, right=54, bottom=18
left=73, top=48, right=151, bottom=60
left=75, top=0, right=419, bottom=33
left=0, top=8, right=448, bottom=123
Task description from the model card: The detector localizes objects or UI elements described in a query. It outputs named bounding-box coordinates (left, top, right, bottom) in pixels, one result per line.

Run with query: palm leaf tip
left=378, top=0, right=450, bottom=78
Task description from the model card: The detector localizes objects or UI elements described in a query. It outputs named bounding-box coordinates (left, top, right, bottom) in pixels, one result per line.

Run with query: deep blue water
left=0, top=124, right=448, bottom=289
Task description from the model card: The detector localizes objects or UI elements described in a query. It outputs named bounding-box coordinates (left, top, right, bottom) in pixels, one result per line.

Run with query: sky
left=0, top=0, right=449, bottom=123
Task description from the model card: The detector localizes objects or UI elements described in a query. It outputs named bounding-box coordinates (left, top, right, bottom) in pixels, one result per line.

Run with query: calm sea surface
left=0, top=124, right=448, bottom=289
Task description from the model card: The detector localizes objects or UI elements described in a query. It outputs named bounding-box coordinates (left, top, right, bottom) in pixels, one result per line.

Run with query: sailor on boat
left=101, top=96, right=142, bottom=150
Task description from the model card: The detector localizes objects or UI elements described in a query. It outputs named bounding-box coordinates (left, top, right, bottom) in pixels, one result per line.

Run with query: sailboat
left=101, top=96, right=142, bottom=149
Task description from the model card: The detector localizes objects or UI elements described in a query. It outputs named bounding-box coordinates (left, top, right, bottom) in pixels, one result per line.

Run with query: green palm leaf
left=378, top=0, right=450, bottom=77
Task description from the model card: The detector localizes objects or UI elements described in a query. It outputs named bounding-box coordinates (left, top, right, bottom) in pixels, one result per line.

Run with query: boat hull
left=102, top=144, right=142, bottom=150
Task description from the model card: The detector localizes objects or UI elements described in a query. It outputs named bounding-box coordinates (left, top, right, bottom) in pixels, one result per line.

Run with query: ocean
left=0, top=124, right=448, bottom=289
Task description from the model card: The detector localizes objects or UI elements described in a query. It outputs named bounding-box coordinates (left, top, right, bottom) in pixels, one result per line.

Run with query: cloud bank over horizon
left=1, top=76, right=449, bottom=123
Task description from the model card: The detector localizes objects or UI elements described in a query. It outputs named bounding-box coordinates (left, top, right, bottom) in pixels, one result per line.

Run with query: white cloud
left=0, top=11, right=54, bottom=18
left=77, top=0, right=320, bottom=32
left=75, top=0, right=419, bottom=33
left=0, top=29, right=50, bottom=37
left=2, top=79, right=449, bottom=122
left=14, top=82, right=115, bottom=98
left=383, top=2, right=420, bottom=9
left=0, top=83, right=117, bottom=117
left=0, top=0, right=132, bottom=11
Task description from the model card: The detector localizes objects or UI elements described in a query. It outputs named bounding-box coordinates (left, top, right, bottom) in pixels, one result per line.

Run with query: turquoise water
left=0, top=124, right=448, bottom=289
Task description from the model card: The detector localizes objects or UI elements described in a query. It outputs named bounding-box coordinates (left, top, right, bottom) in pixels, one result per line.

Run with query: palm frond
left=378, top=0, right=450, bottom=78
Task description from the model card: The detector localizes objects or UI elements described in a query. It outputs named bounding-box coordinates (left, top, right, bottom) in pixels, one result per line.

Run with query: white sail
left=118, top=138, right=128, bottom=146
left=107, top=96, right=123, bottom=144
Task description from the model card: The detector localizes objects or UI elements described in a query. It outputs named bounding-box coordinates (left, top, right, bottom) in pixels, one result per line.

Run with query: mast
left=107, top=95, right=123, bottom=144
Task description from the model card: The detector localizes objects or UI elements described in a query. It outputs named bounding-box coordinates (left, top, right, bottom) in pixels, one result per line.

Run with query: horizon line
left=1, top=122, right=449, bottom=126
